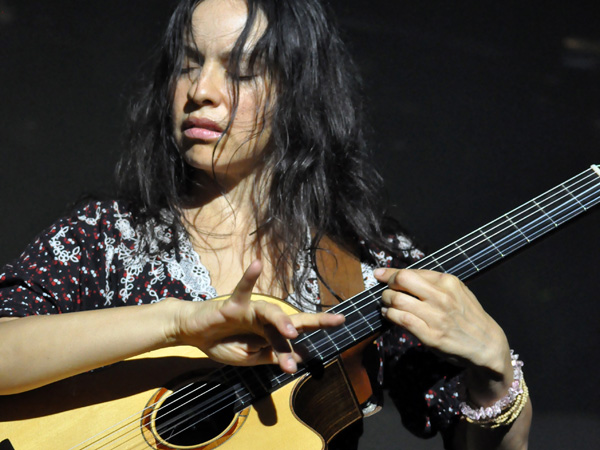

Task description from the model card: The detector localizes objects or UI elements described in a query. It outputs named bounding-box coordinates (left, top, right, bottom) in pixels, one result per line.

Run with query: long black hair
left=117, top=0, right=410, bottom=298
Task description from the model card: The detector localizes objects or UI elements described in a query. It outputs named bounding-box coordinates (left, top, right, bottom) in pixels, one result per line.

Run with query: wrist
left=464, top=334, right=513, bottom=406
left=156, top=297, right=190, bottom=347
left=460, top=350, right=528, bottom=428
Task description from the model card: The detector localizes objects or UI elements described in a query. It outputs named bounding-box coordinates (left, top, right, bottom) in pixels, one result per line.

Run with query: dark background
left=1, top=1, right=598, bottom=448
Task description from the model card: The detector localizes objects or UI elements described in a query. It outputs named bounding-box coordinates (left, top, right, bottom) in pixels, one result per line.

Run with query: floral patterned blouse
left=0, top=201, right=463, bottom=445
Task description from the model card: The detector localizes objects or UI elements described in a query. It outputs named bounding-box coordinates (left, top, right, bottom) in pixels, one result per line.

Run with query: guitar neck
left=412, top=164, right=600, bottom=279
left=223, top=165, right=600, bottom=410
left=308, top=164, right=600, bottom=359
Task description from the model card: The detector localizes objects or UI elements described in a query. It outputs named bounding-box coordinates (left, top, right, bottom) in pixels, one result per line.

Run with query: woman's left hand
left=374, top=268, right=513, bottom=405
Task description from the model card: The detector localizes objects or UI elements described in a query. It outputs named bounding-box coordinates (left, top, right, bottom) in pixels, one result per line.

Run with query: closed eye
left=226, top=71, right=256, bottom=82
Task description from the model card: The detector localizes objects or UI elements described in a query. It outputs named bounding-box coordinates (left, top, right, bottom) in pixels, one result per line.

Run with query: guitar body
left=0, top=296, right=362, bottom=450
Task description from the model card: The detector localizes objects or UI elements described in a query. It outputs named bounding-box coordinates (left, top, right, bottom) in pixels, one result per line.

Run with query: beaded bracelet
left=459, top=350, right=529, bottom=428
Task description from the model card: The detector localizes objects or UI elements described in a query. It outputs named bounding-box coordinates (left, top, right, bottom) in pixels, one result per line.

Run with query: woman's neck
left=181, top=170, right=288, bottom=296
left=183, top=170, right=266, bottom=240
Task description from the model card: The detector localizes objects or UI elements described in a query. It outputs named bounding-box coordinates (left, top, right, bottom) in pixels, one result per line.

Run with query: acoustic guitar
left=1, top=164, right=599, bottom=450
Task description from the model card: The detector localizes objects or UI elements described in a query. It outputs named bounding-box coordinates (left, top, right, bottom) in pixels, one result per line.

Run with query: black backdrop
left=1, top=1, right=599, bottom=448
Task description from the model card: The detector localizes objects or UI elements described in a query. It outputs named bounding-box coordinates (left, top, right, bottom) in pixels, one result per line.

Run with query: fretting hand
left=374, top=268, right=513, bottom=405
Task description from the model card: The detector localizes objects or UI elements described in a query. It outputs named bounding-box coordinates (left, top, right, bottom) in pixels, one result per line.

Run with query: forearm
left=0, top=261, right=344, bottom=395
left=0, top=300, right=179, bottom=395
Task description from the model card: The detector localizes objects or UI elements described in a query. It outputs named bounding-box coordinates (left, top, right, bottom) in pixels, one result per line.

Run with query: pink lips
left=182, top=117, right=224, bottom=141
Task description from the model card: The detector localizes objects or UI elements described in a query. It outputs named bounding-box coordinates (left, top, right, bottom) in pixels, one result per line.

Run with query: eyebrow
left=183, top=44, right=252, bottom=63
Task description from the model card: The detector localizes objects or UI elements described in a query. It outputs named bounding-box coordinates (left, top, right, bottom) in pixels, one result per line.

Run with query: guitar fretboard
left=210, top=165, right=600, bottom=413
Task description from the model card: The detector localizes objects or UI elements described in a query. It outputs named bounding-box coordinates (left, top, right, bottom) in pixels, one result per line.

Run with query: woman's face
left=172, top=0, right=271, bottom=183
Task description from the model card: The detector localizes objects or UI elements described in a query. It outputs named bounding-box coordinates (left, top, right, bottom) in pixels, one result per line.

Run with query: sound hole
left=154, top=381, right=236, bottom=446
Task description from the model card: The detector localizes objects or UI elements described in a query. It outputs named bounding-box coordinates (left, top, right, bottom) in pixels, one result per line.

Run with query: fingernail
left=288, top=356, right=297, bottom=372
left=287, top=324, right=298, bottom=336
left=381, top=307, right=388, bottom=316
left=373, top=268, right=385, bottom=277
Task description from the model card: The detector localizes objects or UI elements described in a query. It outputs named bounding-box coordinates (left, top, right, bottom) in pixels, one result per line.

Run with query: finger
left=263, top=324, right=299, bottom=373
left=235, top=334, right=270, bottom=352
left=229, top=260, right=263, bottom=306
left=252, top=346, right=299, bottom=374
left=377, top=268, right=443, bottom=302
left=290, top=312, right=345, bottom=334
left=381, top=289, right=429, bottom=317
left=253, top=300, right=299, bottom=339
left=381, top=306, right=430, bottom=340
left=373, top=267, right=397, bottom=283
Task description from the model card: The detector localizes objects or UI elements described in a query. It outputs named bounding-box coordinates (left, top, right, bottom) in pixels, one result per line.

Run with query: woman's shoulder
left=67, top=199, right=135, bottom=228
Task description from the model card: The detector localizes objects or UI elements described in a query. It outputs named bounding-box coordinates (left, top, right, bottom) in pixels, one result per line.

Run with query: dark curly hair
left=116, top=0, right=409, bottom=299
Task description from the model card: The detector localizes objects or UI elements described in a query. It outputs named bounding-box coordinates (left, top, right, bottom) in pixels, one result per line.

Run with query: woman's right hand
left=168, top=260, right=345, bottom=374
left=0, top=260, right=343, bottom=395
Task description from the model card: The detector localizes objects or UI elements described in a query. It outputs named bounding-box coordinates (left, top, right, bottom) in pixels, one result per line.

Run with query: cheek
left=232, top=90, right=271, bottom=134
left=171, top=83, right=189, bottom=141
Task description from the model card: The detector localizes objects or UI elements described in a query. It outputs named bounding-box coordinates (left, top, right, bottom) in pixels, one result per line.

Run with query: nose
left=187, top=62, right=226, bottom=107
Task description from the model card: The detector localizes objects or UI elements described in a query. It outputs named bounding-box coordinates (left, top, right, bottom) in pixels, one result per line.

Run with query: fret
left=231, top=376, right=251, bottom=409
left=455, top=242, right=480, bottom=271
left=504, top=213, right=531, bottom=243
left=533, top=200, right=558, bottom=227
left=255, top=365, right=278, bottom=391
left=515, top=199, right=558, bottom=240
left=561, top=182, right=587, bottom=211
left=293, top=332, right=323, bottom=361
left=479, top=228, right=504, bottom=257
left=536, top=185, right=588, bottom=227
left=348, top=306, right=381, bottom=342
left=476, top=218, right=522, bottom=263
left=428, top=254, right=446, bottom=271
left=329, top=323, right=356, bottom=350
left=356, top=306, right=375, bottom=334
left=425, top=250, right=467, bottom=275
left=344, top=300, right=375, bottom=334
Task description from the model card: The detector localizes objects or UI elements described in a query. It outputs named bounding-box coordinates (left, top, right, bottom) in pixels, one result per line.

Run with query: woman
left=0, top=0, right=531, bottom=448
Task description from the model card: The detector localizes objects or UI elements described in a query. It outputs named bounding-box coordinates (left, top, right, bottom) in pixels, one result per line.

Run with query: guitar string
left=71, top=167, right=600, bottom=448
left=80, top=170, right=600, bottom=449
left=148, top=168, right=593, bottom=446
left=418, top=180, right=600, bottom=278
left=133, top=307, right=387, bottom=449
left=131, top=164, right=600, bottom=442
left=413, top=175, right=600, bottom=278
left=412, top=169, right=599, bottom=274
left=68, top=380, right=207, bottom=449
left=76, top=306, right=383, bottom=450
left=75, top=302, right=384, bottom=450
left=151, top=169, right=600, bottom=443
left=69, top=168, right=600, bottom=448
left=70, top=375, right=234, bottom=449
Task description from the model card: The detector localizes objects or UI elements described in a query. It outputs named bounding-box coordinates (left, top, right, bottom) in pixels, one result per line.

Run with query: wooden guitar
left=1, top=165, right=599, bottom=450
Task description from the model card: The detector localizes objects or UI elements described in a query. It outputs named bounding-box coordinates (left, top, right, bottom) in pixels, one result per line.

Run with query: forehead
left=188, top=0, right=266, bottom=53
